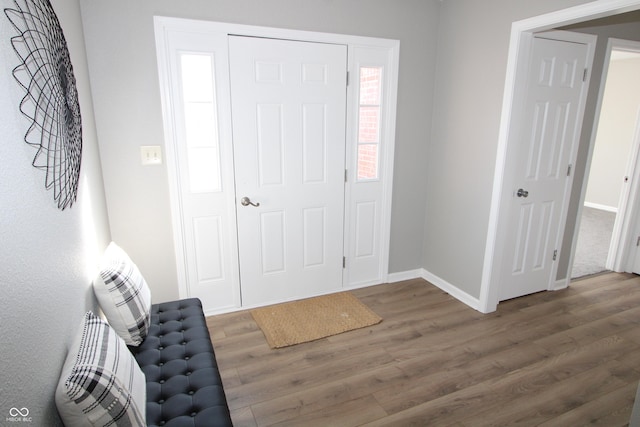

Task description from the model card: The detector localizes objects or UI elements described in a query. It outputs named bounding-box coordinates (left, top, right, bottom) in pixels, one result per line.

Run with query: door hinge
left=343, top=256, right=346, bottom=268
left=636, top=236, right=640, bottom=247
left=345, top=169, right=348, bottom=183
left=567, top=164, right=572, bottom=177
left=346, top=71, right=350, bottom=86
left=583, top=68, right=588, bottom=82
left=553, top=249, right=558, bottom=261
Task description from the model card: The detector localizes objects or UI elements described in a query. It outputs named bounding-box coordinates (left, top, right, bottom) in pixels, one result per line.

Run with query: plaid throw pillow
left=93, top=242, right=151, bottom=346
left=55, top=312, right=146, bottom=426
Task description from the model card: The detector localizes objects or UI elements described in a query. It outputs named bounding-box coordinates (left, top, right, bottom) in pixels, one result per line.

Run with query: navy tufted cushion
left=130, top=298, right=232, bottom=427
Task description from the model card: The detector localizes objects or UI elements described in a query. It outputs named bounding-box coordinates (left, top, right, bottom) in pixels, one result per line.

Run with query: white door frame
left=481, top=0, right=640, bottom=314
left=154, top=17, right=399, bottom=313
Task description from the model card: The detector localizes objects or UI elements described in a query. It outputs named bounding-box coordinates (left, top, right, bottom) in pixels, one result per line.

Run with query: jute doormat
left=251, top=292, right=382, bottom=349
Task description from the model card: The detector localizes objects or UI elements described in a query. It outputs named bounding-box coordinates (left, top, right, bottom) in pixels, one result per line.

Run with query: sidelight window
left=180, top=53, right=222, bottom=193
left=357, top=66, right=383, bottom=181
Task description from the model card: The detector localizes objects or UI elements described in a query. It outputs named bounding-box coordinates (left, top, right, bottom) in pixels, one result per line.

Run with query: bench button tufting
left=188, top=390, right=195, bottom=395
left=185, top=356, right=190, bottom=360
left=191, top=412, right=197, bottom=417
left=158, top=399, right=165, bottom=404
left=186, top=371, right=192, bottom=376
left=159, top=379, right=165, bottom=384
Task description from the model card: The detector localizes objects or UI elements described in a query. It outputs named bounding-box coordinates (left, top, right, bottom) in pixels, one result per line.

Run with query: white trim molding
left=387, top=269, right=481, bottom=311
left=420, top=269, right=481, bottom=311
left=386, top=269, right=425, bottom=284
left=584, top=201, right=618, bottom=213
left=553, top=277, right=570, bottom=291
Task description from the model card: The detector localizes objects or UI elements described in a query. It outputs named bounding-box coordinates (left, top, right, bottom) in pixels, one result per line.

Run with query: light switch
left=140, top=145, right=162, bottom=166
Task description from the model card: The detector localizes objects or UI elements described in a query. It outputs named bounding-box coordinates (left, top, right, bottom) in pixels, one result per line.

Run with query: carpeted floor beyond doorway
left=572, top=206, right=616, bottom=278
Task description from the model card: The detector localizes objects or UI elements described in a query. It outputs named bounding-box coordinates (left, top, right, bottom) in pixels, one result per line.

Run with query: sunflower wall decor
left=4, top=0, right=82, bottom=210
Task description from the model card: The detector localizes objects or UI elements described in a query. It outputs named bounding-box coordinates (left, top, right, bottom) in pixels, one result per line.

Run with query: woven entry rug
left=251, top=292, right=382, bottom=349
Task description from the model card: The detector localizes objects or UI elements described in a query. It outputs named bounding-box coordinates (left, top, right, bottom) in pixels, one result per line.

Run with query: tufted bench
left=129, top=298, right=233, bottom=427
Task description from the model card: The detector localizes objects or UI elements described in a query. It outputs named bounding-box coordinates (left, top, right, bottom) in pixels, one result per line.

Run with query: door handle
left=516, top=188, right=529, bottom=198
left=240, top=196, right=260, bottom=207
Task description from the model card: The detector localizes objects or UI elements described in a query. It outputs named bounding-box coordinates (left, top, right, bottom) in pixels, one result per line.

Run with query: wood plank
left=274, top=395, right=388, bottom=427
left=460, top=360, right=630, bottom=426
left=537, top=381, right=639, bottom=427
left=250, top=365, right=402, bottom=425
left=206, top=272, right=640, bottom=426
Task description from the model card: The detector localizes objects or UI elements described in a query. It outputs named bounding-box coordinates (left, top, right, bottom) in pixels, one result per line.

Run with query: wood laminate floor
left=206, top=272, right=640, bottom=426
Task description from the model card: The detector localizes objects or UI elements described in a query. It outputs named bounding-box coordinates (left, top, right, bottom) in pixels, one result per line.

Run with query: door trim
left=154, top=17, right=399, bottom=313
left=479, top=1, right=640, bottom=313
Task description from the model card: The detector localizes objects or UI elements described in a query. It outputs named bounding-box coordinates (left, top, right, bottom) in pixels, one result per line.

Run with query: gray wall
left=79, top=0, right=441, bottom=302
left=0, top=0, right=111, bottom=423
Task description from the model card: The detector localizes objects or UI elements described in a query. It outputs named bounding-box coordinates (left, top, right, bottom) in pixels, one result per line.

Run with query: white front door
left=229, top=36, right=348, bottom=307
left=499, top=34, right=590, bottom=301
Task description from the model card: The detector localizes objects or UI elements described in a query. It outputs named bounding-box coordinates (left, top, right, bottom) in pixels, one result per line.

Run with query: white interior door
left=229, top=36, right=348, bottom=307
left=499, top=34, right=590, bottom=301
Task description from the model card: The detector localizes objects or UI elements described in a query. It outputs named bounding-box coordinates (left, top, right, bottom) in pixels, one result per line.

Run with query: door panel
left=499, top=36, right=589, bottom=301
left=256, top=104, right=284, bottom=186
left=302, top=104, right=328, bottom=183
left=193, top=216, right=225, bottom=282
left=229, top=36, right=347, bottom=307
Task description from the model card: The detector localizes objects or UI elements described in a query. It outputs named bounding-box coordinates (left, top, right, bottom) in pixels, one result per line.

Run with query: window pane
left=181, top=55, right=214, bottom=103
left=180, top=53, right=221, bottom=193
left=357, top=66, right=383, bottom=181
left=184, top=103, right=216, bottom=147
left=359, top=67, right=382, bottom=105
left=188, top=147, right=221, bottom=193
left=358, top=106, right=380, bottom=143
left=357, top=144, right=378, bottom=180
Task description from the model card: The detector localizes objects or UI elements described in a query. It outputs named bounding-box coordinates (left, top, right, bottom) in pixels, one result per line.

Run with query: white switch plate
left=140, top=145, right=162, bottom=166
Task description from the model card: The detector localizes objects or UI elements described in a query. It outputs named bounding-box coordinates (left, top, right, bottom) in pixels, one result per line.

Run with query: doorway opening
left=572, top=46, right=640, bottom=279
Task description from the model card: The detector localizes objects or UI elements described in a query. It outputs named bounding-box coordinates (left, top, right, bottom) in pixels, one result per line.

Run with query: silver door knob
left=516, top=188, right=529, bottom=198
left=240, top=196, right=260, bottom=207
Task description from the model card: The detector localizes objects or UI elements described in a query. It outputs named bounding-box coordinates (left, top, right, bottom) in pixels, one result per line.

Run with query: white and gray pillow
left=93, top=242, right=151, bottom=346
left=55, top=311, right=146, bottom=426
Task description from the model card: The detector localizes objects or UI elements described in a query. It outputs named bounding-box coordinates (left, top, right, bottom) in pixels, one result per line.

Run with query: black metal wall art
left=4, top=0, right=82, bottom=210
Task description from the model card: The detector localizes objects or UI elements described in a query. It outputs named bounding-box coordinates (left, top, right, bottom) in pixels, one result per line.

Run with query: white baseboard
left=386, top=269, right=424, bottom=283
left=553, top=277, right=570, bottom=291
left=584, top=201, right=618, bottom=213
left=387, top=268, right=481, bottom=312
